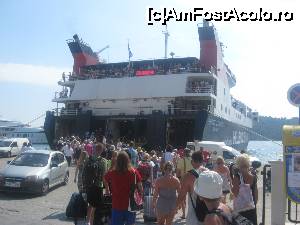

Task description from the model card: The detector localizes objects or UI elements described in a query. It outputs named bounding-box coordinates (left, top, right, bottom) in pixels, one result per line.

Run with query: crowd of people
left=60, top=59, right=217, bottom=82
left=55, top=135, right=258, bottom=225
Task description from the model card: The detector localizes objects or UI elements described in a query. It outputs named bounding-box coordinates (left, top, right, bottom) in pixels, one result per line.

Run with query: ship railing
left=64, top=66, right=217, bottom=82
left=186, top=85, right=215, bottom=95
left=54, top=91, right=69, bottom=100
left=58, top=109, right=80, bottom=116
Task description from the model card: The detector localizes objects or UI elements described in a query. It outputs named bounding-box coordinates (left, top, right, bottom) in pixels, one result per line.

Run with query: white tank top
left=187, top=191, right=204, bottom=225
left=186, top=167, right=207, bottom=225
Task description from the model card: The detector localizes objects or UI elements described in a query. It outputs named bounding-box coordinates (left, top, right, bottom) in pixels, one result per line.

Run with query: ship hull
left=44, top=110, right=249, bottom=151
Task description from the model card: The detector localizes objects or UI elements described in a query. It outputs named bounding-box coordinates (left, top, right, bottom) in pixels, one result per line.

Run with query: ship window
left=23, top=134, right=27, bottom=138
left=221, top=104, right=223, bottom=111
left=225, top=107, right=227, bottom=113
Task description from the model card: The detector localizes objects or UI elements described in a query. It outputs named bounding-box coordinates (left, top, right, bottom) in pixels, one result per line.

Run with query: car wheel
left=63, top=172, right=69, bottom=185
left=41, top=179, right=49, bottom=194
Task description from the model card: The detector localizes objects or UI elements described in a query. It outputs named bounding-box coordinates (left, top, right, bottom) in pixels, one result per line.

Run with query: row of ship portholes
left=8, top=133, right=35, bottom=138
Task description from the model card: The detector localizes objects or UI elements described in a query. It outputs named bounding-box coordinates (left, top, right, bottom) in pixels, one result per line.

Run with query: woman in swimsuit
left=153, top=162, right=181, bottom=225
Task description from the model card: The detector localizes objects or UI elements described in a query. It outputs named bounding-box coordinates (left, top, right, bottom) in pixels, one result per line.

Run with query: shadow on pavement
left=0, top=191, right=38, bottom=200
left=0, top=184, right=65, bottom=200
left=42, top=211, right=71, bottom=222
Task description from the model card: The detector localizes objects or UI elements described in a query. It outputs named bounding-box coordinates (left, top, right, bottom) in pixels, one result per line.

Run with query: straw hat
left=194, top=171, right=223, bottom=199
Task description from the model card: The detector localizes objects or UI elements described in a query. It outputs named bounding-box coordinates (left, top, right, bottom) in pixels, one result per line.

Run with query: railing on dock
left=260, top=164, right=271, bottom=225
left=287, top=199, right=300, bottom=223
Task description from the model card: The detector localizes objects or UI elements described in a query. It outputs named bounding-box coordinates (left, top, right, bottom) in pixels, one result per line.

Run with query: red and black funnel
left=198, top=20, right=222, bottom=71
left=67, top=34, right=99, bottom=75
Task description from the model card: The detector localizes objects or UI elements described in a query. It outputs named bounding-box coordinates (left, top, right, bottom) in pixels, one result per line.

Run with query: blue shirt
left=128, top=147, right=138, bottom=168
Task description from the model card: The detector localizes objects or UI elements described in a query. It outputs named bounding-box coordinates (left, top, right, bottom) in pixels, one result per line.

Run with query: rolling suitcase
left=143, top=188, right=157, bottom=222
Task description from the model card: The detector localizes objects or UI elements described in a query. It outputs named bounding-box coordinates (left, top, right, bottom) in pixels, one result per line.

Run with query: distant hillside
left=251, top=116, right=298, bottom=141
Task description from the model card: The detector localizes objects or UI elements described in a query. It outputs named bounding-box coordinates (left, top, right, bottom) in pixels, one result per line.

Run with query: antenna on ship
left=162, top=25, right=170, bottom=58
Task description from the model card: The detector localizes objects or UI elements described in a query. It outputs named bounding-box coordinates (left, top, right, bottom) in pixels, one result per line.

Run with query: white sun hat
left=194, top=170, right=223, bottom=199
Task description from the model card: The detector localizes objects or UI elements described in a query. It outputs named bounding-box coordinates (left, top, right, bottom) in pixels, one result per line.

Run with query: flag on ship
left=128, top=42, right=133, bottom=59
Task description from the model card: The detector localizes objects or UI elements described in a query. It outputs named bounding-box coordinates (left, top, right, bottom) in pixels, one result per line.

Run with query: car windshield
left=0, top=141, right=11, bottom=147
left=231, top=148, right=241, bottom=157
left=10, top=153, right=49, bottom=167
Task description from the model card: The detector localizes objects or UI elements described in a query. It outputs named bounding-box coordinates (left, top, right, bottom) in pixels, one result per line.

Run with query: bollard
left=269, top=160, right=286, bottom=225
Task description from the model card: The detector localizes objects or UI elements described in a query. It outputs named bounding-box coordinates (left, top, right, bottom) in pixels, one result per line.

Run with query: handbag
left=128, top=170, right=143, bottom=211
left=233, top=173, right=255, bottom=213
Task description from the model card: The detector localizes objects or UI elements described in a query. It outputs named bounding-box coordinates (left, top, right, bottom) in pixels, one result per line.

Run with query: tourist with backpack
left=137, top=153, right=154, bottom=196
left=193, top=171, right=232, bottom=225
left=74, top=150, right=88, bottom=193
left=176, top=150, right=208, bottom=225
left=82, top=143, right=107, bottom=225
left=104, top=151, right=143, bottom=225
left=194, top=170, right=254, bottom=225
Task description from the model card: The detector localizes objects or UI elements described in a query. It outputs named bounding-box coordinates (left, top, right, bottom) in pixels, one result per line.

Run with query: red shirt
left=104, top=168, right=142, bottom=210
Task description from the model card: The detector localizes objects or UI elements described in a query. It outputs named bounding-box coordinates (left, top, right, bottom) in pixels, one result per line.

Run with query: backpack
left=66, top=192, right=87, bottom=219
left=73, top=148, right=81, bottom=160
left=188, top=169, right=209, bottom=222
left=82, top=156, right=106, bottom=189
left=207, top=209, right=254, bottom=225
left=137, top=162, right=152, bottom=181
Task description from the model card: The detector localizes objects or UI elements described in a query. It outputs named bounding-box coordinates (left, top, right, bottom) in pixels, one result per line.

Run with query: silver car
left=0, top=150, right=69, bottom=194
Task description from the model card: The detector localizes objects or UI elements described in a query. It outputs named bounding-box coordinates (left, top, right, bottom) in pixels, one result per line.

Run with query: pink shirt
left=85, top=143, right=93, bottom=156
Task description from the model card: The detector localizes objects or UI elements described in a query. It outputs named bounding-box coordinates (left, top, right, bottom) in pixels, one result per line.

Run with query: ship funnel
left=67, top=34, right=99, bottom=76
left=198, top=21, right=223, bottom=72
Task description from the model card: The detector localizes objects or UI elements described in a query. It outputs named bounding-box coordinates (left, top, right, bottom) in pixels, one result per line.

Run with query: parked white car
left=0, top=150, right=69, bottom=194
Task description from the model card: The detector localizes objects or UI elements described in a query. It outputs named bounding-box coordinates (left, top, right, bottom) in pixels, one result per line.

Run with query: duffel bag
left=66, top=192, right=87, bottom=219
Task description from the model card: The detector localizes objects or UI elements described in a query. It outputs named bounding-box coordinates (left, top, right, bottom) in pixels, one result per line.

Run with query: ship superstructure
left=0, top=118, right=47, bottom=144
left=45, top=21, right=257, bottom=150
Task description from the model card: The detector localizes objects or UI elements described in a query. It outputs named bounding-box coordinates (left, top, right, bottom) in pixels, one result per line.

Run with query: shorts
left=87, top=185, right=103, bottom=208
left=111, top=209, right=136, bottom=225
left=223, top=190, right=230, bottom=194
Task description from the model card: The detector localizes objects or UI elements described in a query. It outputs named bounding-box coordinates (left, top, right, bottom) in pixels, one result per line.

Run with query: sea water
left=33, top=141, right=283, bottom=164
left=247, top=141, right=283, bottom=164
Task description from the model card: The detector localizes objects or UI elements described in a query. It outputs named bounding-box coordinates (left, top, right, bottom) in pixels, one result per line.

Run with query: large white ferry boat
left=0, top=118, right=47, bottom=144
left=44, top=20, right=258, bottom=150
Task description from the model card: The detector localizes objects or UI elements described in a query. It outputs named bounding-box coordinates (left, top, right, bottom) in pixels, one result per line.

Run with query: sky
left=0, top=0, right=299, bottom=126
